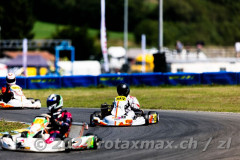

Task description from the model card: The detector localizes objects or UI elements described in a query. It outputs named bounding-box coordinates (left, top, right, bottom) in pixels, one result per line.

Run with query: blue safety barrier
left=27, top=76, right=62, bottom=89
left=131, top=73, right=165, bottom=86
left=98, top=73, right=131, bottom=86
left=1, top=72, right=240, bottom=89
left=16, top=77, right=27, bottom=89
left=201, top=72, right=239, bottom=85
left=62, top=75, right=97, bottom=87
left=165, top=73, right=201, bottom=85
left=0, top=77, right=5, bottom=88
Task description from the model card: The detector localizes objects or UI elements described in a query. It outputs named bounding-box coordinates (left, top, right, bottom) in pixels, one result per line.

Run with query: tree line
left=0, top=0, right=240, bottom=60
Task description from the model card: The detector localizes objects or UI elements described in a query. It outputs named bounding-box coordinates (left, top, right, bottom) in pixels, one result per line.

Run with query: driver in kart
left=45, top=94, right=72, bottom=144
left=0, top=73, right=17, bottom=103
left=116, top=83, right=142, bottom=118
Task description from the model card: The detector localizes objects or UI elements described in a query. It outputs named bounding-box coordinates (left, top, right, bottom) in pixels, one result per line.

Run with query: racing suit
left=45, top=110, right=72, bottom=144
left=124, top=95, right=141, bottom=118
left=1, top=85, right=14, bottom=103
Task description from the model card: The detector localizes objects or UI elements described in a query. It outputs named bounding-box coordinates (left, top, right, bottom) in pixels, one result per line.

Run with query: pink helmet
left=6, top=73, right=16, bottom=85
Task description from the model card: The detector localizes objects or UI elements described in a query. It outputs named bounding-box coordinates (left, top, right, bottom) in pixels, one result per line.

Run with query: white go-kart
left=0, top=114, right=101, bottom=152
left=90, top=96, right=159, bottom=126
left=0, top=84, right=41, bottom=109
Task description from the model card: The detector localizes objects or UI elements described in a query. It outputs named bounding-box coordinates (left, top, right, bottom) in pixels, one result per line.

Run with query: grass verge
left=0, top=119, right=29, bottom=133
left=23, top=85, right=240, bottom=113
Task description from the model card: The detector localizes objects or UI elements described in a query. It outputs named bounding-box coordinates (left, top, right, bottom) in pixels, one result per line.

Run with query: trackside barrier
left=0, top=72, right=240, bottom=89
left=98, top=73, right=131, bottom=86
left=27, top=76, right=62, bottom=89
left=165, top=73, right=201, bottom=85
left=201, top=72, right=239, bottom=85
left=62, top=75, right=98, bottom=87
left=131, top=73, right=165, bottom=86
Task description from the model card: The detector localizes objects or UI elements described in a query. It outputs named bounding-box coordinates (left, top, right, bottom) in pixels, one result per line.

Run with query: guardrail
left=0, top=72, right=239, bottom=89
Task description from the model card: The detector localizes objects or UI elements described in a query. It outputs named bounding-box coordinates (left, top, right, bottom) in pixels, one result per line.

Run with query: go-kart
left=90, top=96, right=159, bottom=126
left=0, top=84, right=41, bottom=109
left=0, top=114, right=101, bottom=152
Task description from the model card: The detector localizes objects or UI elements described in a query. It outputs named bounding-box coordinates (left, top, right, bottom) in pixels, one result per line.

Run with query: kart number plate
left=11, top=85, right=21, bottom=90
left=115, top=96, right=126, bottom=101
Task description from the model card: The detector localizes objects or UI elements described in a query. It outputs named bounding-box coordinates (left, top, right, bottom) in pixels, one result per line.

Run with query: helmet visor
left=47, top=100, right=56, bottom=107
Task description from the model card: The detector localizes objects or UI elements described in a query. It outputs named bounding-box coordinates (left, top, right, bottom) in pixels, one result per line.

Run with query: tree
left=0, top=0, right=35, bottom=39
left=52, top=26, right=100, bottom=60
left=134, top=20, right=158, bottom=47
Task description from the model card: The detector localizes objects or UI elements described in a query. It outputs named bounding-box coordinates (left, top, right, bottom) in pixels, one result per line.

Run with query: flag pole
left=101, top=0, right=109, bottom=73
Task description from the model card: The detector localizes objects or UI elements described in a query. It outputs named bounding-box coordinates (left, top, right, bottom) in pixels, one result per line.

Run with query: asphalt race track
left=1, top=108, right=240, bottom=160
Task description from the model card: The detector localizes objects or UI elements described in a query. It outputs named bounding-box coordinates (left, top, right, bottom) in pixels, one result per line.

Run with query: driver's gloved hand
left=55, top=119, right=63, bottom=126
left=52, top=119, right=63, bottom=126
left=125, top=101, right=131, bottom=109
left=10, top=92, right=14, bottom=99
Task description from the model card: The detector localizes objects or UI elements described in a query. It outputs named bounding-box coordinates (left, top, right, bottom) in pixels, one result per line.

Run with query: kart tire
left=65, top=138, right=72, bottom=153
left=93, top=135, right=101, bottom=149
left=101, top=103, right=111, bottom=118
left=148, top=111, right=159, bottom=123
left=21, top=131, right=28, bottom=137
left=35, top=99, right=41, bottom=103
left=85, top=133, right=92, bottom=136
left=144, top=114, right=149, bottom=125
left=90, top=114, right=96, bottom=127
left=2, top=134, right=13, bottom=140
left=93, top=111, right=102, bottom=118
left=84, top=133, right=101, bottom=149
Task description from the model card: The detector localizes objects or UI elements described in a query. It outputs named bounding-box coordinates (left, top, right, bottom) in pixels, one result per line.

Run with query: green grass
left=0, top=119, right=29, bottom=133
left=32, top=21, right=65, bottom=39
left=32, top=21, right=136, bottom=47
left=23, top=85, right=240, bottom=113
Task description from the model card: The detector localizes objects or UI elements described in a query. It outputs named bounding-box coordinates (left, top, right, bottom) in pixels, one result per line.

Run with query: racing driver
left=45, top=94, right=72, bottom=144
left=0, top=73, right=17, bottom=103
left=116, top=83, right=142, bottom=118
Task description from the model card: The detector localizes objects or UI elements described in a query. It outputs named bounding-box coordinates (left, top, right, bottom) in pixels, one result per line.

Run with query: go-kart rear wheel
left=148, top=111, right=159, bottom=123
left=101, top=103, right=112, bottom=118
left=65, top=138, right=72, bottom=152
left=93, top=111, right=102, bottom=118
left=35, top=99, right=41, bottom=103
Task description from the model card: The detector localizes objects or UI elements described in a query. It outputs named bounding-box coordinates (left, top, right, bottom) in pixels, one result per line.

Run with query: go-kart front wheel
left=2, top=134, right=13, bottom=140
left=90, top=114, right=96, bottom=127
left=85, top=133, right=101, bottom=149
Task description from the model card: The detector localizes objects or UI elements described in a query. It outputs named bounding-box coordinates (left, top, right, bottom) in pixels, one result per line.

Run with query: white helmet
left=6, top=73, right=16, bottom=85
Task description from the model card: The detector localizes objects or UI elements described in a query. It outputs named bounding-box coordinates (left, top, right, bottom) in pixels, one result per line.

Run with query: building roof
left=3, top=51, right=55, bottom=61
left=6, top=55, right=49, bottom=67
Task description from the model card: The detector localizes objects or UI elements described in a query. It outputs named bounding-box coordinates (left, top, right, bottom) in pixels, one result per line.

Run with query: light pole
left=124, top=0, right=128, bottom=63
left=0, top=26, right=1, bottom=55
left=159, top=0, right=163, bottom=53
